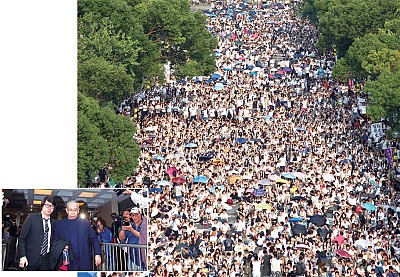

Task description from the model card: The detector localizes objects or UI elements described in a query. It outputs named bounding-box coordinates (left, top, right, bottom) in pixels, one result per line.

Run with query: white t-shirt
left=271, top=257, right=282, bottom=272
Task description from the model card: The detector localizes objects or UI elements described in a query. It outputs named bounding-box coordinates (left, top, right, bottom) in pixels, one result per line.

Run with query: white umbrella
left=322, top=173, right=335, bottom=182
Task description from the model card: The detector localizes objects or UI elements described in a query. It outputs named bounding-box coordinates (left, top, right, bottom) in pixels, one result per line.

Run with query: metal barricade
left=94, top=242, right=147, bottom=272
left=2, top=243, right=6, bottom=270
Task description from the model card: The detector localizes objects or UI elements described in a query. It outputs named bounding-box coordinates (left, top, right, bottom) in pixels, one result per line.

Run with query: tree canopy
left=77, top=0, right=217, bottom=186
left=77, top=92, right=140, bottom=186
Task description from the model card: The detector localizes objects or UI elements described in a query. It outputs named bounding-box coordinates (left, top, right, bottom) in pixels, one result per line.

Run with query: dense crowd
left=112, top=1, right=400, bottom=277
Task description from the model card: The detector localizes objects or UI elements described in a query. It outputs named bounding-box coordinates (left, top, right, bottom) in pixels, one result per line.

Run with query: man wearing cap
left=119, top=207, right=147, bottom=271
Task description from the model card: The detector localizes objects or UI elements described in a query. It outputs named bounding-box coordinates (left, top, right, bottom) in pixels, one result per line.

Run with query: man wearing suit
left=18, top=196, right=57, bottom=270
left=53, top=200, right=101, bottom=271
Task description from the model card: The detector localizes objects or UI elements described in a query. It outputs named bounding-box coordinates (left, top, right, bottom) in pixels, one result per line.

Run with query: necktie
left=40, top=218, right=49, bottom=256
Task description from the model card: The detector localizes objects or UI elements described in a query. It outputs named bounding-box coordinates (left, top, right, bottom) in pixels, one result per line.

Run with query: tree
left=312, top=0, right=399, bottom=56
left=78, top=57, right=135, bottom=104
left=78, top=93, right=140, bottom=186
left=364, top=70, right=400, bottom=129
left=134, top=0, right=217, bottom=77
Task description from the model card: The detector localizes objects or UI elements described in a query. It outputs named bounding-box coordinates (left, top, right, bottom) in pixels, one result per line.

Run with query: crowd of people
left=114, top=0, right=400, bottom=277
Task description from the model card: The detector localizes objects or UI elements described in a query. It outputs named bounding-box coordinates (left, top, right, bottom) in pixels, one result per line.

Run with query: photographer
left=96, top=218, right=113, bottom=243
left=119, top=207, right=147, bottom=271
left=111, top=212, right=122, bottom=243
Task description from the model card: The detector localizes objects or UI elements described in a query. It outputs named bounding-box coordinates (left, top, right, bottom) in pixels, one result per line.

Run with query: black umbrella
left=291, top=196, right=308, bottom=201
left=292, top=224, right=307, bottom=235
left=310, top=214, right=327, bottom=227
left=174, top=243, right=189, bottom=252
left=317, top=227, right=330, bottom=239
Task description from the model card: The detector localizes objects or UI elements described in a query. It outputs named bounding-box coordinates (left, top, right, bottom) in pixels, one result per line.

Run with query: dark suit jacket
left=17, top=213, right=55, bottom=267
left=53, top=217, right=101, bottom=271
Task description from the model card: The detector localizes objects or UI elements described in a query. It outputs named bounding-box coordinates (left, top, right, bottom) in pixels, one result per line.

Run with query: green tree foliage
left=364, top=70, right=400, bottom=128
left=78, top=57, right=135, bottom=103
left=78, top=93, right=140, bottom=186
left=134, top=0, right=217, bottom=77
left=331, top=57, right=350, bottom=81
left=312, top=0, right=399, bottom=56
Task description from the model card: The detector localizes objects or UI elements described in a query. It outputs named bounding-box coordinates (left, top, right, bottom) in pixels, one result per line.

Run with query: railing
left=94, top=242, right=148, bottom=272
left=2, top=243, right=6, bottom=270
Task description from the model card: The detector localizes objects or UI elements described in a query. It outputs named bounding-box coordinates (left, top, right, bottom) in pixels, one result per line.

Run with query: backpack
left=296, top=262, right=306, bottom=275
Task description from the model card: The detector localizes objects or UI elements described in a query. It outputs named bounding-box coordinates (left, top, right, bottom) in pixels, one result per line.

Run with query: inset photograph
left=1, top=188, right=148, bottom=272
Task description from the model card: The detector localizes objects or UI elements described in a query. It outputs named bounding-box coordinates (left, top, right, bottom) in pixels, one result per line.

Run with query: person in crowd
left=18, top=196, right=57, bottom=270
left=53, top=200, right=102, bottom=271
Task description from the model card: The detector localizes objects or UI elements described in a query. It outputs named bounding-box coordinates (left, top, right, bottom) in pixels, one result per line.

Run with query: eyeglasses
left=44, top=204, right=54, bottom=209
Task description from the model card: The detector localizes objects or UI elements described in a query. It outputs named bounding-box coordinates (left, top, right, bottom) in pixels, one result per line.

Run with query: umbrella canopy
left=283, top=67, right=292, bottom=72
left=214, top=82, right=224, bottom=90
left=361, top=203, right=377, bottom=211
left=166, top=167, right=178, bottom=176
left=333, top=235, right=345, bottom=245
left=268, top=174, right=280, bottom=181
left=292, top=224, right=307, bottom=235
left=228, top=175, right=242, bottom=184
left=281, top=172, right=296, bottom=179
left=354, top=239, right=373, bottom=249
left=292, top=172, right=307, bottom=179
left=152, top=155, right=165, bottom=161
left=211, top=73, right=222, bottom=80
left=185, top=143, right=198, bottom=148
left=310, top=214, right=327, bottom=227
left=291, top=195, right=308, bottom=201
left=172, top=176, right=187, bottom=184
left=174, top=243, right=189, bottom=252
left=288, top=217, right=304, bottom=223
left=255, top=203, right=272, bottom=210
left=252, top=189, right=266, bottom=197
left=236, top=137, right=247, bottom=144
left=149, top=188, right=163, bottom=193
left=295, top=244, right=311, bottom=250
left=322, top=173, right=335, bottom=182
left=257, top=179, right=271, bottom=185
left=317, top=227, right=330, bottom=239
left=156, top=180, right=171, bottom=186
left=275, top=178, right=289, bottom=184
left=199, top=155, right=212, bottom=162
left=193, top=175, right=209, bottom=183
left=210, top=185, right=225, bottom=193
left=336, top=249, right=351, bottom=259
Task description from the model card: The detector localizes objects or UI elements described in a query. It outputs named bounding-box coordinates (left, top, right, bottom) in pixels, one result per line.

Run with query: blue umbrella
left=282, top=172, right=296, bottom=179
left=289, top=217, right=304, bottom=222
left=193, top=175, right=209, bottom=183
left=249, top=138, right=262, bottom=142
left=236, top=138, right=247, bottom=144
left=246, top=65, right=255, bottom=70
left=186, top=143, right=198, bottom=148
left=205, top=78, right=214, bottom=83
left=157, top=180, right=171, bottom=186
left=249, top=71, right=258, bottom=76
left=211, top=73, right=222, bottom=80
left=210, top=185, right=225, bottom=193
left=252, top=189, right=266, bottom=197
left=283, top=67, right=292, bottom=72
left=152, top=155, right=165, bottom=161
left=223, top=67, right=232, bottom=71
left=177, top=79, right=186, bottom=84
left=149, top=188, right=163, bottom=193
left=257, top=179, right=271, bottom=185
left=214, top=51, right=221, bottom=57
left=214, top=82, right=224, bottom=90
left=295, top=127, right=307, bottom=132
left=194, top=78, right=201, bottom=83
left=362, top=203, right=377, bottom=211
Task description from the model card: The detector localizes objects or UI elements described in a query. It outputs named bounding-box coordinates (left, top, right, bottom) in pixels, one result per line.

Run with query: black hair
left=41, top=196, right=57, bottom=209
